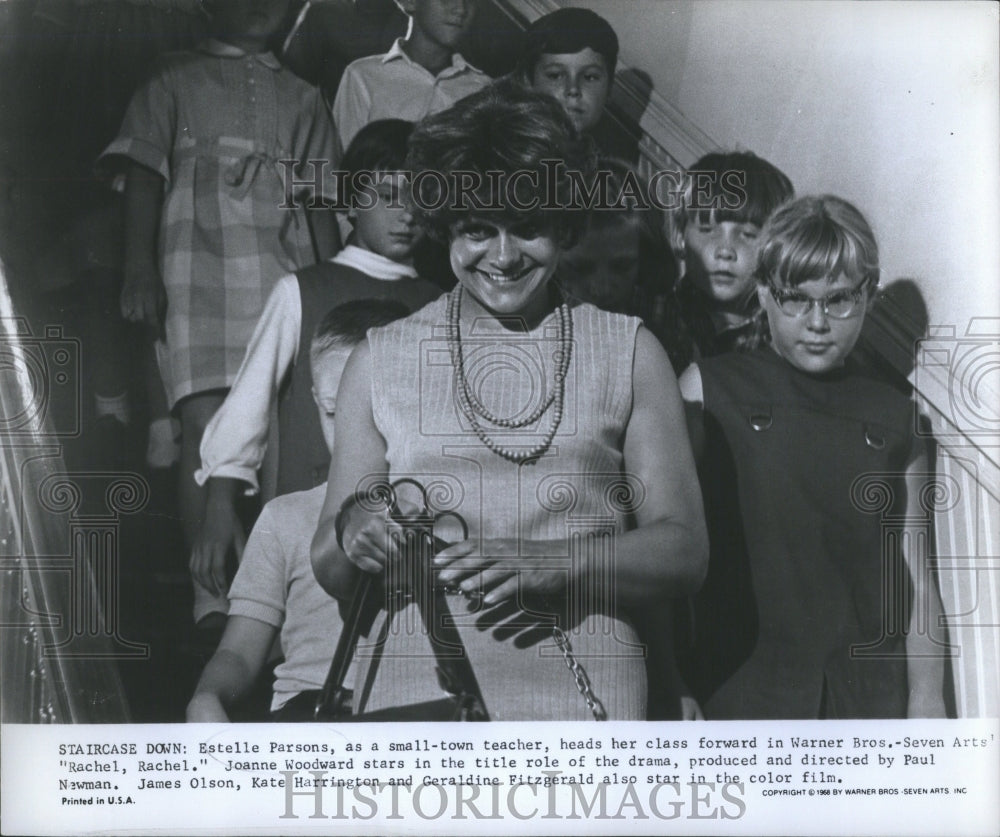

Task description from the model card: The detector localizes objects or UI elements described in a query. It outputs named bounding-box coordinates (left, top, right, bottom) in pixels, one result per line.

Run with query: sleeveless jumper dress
left=689, top=347, right=913, bottom=719
left=357, top=296, right=647, bottom=720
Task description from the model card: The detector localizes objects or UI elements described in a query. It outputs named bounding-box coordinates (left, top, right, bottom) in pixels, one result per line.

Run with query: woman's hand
left=433, top=539, right=568, bottom=607
left=338, top=499, right=420, bottom=576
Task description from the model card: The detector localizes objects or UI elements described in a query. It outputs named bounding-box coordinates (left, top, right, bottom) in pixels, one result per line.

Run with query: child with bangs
left=678, top=195, right=947, bottom=720
left=670, top=151, right=793, bottom=367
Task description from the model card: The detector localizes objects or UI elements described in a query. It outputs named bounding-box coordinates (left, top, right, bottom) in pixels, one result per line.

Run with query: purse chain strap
left=552, top=626, right=607, bottom=721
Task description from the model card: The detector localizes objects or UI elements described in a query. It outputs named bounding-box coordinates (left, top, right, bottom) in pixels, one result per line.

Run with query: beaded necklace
left=446, top=286, right=572, bottom=463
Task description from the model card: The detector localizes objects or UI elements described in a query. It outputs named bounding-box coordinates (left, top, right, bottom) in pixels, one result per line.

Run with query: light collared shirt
left=198, top=37, right=283, bottom=68
left=195, top=246, right=418, bottom=492
left=332, top=38, right=490, bottom=150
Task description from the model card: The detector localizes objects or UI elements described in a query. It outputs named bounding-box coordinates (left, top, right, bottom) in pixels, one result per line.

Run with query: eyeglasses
left=766, top=281, right=870, bottom=319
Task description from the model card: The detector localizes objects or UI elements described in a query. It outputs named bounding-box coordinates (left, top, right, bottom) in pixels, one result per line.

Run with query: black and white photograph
left=1, top=1, right=998, bottom=834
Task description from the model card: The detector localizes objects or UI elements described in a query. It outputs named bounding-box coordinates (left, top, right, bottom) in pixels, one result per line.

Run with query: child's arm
left=186, top=616, right=276, bottom=722
left=677, top=364, right=705, bottom=463
left=121, top=161, right=166, bottom=336
left=190, top=477, right=246, bottom=597
left=189, top=507, right=288, bottom=721
left=99, top=57, right=174, bottom=336
left=671, top=364, right=707, bottom=719
left=195, top=275, right=302, bottom=490
left=902, top=444, right=948, bottom=718
left=192, top=276, right=303, bottom=593
left=331, top=63, right=371, bottom=153
left=657, top=603, right=705, bottom=721
left=639, top=602, right=704, bottom=721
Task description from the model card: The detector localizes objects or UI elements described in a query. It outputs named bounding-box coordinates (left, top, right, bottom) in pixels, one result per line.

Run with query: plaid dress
left=100, top=40, right=338, bottom=406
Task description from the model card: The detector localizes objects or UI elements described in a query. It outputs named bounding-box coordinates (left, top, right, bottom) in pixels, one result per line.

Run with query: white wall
left=571, top=0, right=999, bottom=344
left=563, top=1, right=1000, bottom=715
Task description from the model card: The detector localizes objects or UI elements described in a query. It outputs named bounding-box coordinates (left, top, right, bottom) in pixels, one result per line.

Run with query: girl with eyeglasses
left=678, top=195, right=947, bottom=720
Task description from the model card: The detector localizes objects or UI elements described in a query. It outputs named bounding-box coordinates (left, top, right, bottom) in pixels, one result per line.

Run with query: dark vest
left=275, top=260, right=441, bottom=496
left=688, top=347, right=913, bottom=720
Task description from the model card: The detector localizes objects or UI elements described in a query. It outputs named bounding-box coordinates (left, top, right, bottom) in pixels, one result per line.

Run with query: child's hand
left=186, top=692, right=230, bottom=723
left=190, top=504, right=246, bottom=597
left=121, top=263, right=166, bottom=338
left=679, top=695, right=705, bottom=721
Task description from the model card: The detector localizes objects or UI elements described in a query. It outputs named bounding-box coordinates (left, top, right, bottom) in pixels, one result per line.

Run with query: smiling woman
left=310, top=82, right=708, bottom=721
left=447, top=216, right=561, bottom=319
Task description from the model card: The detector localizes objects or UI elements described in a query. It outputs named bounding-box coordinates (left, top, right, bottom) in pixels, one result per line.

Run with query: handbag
left=313, top=498, right=490, bottom=722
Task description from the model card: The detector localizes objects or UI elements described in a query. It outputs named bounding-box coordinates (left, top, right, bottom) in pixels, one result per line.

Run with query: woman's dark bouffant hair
left=404, top=79, right=598, bottom=247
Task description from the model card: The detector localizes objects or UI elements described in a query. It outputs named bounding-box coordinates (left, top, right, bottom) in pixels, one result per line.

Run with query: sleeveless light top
left=360, top=295, right=647, bottom=720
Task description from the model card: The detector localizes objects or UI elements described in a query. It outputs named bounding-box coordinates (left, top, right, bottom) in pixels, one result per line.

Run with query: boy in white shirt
left=191, top=119, right=440, bottom=629
left=333, top=0, right=490, bottom=151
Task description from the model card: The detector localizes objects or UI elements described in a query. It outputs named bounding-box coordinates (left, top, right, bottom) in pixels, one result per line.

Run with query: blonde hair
left=756, top=195, right=879, bottom=289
